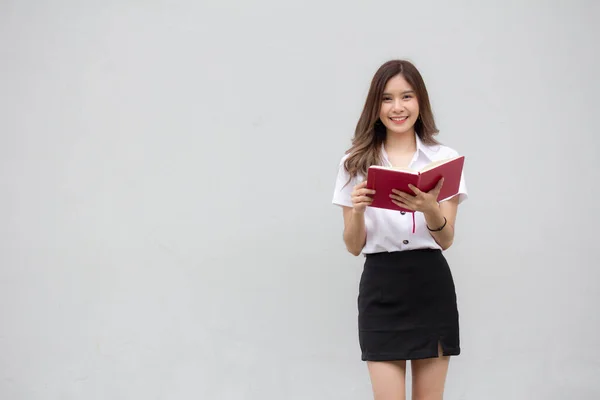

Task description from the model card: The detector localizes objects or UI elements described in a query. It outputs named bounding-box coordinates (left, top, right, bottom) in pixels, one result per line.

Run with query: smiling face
left=378, top=74, right=420, bottom=136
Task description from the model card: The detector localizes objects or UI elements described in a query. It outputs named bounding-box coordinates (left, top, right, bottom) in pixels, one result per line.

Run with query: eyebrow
left=382, top=90, right=415, bottom=96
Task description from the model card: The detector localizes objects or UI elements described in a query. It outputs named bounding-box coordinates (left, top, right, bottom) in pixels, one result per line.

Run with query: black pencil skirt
left=358, top=248, right=460, bottom=361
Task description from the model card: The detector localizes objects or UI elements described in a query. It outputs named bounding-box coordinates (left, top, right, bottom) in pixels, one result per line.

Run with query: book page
left=419, top=156, right=459, bottom=173
left=369, top=165, right=417, bottom=174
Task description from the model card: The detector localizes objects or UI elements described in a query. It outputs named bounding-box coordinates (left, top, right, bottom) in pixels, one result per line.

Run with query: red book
left=365, top=156, right=465, bottom=212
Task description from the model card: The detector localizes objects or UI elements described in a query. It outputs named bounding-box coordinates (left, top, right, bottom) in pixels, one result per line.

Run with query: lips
left=389, top=116, right=408, bottom=124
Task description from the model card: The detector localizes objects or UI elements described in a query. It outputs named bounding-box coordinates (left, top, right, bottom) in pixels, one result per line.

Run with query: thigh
left=367, top=360, right=407, bottom=400
left=410, top=345, right=450, bottom=400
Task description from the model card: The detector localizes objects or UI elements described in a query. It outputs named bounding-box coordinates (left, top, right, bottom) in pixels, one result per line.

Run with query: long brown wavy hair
left=343, top=60, right=440, bottom=182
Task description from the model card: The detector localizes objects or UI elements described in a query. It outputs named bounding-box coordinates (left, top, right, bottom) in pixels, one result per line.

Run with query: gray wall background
left=1, top=1, right=599, bottom=399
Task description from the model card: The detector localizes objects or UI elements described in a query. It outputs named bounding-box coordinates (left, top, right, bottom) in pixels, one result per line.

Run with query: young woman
left=332, top=60, right=468, bottom=400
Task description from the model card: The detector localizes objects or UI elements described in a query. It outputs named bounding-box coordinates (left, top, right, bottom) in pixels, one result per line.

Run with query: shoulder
left=334, top=153, right=351, bottom=179
left=338, top=152, right=351, bottom=165
left=332, top=153, right=357, bottom=207
left=334, top=152, right=364, bottom=184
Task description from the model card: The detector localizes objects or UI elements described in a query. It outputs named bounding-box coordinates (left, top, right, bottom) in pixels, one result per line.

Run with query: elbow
left=440, top=239, right=453, bottom=251
left=342, top=228, right=366, bottom=257
left=343, top=236, right=363, bottom=256
left=344, top=241, right=363, bottom=256
left=347, top=247, right=362, bottom=256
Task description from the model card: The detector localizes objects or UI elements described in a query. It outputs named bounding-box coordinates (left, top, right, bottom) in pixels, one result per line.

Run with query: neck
left=384, top=130, right=417, bottom=154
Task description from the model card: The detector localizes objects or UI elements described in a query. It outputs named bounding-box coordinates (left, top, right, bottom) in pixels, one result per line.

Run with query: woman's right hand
left=351, top=181, right=375, bottom=213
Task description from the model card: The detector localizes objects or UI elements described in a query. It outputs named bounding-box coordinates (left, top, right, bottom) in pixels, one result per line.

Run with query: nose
left=392, top=98, right=404, bottom=112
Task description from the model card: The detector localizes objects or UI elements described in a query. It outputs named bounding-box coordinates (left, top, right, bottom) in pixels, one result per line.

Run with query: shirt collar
left=381, top=133, right=439, bottom=164
left=415, top=133, right=440, bottom=161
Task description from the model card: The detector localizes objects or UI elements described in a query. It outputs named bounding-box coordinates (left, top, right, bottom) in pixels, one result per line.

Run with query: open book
left=366, top=156, right=465, bottom=212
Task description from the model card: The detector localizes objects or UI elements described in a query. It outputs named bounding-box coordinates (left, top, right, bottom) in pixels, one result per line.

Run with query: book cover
left=365, top=156, right=465, bottom=212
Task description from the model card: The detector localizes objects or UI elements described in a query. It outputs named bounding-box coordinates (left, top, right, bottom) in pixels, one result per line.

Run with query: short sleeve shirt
left=332, top=134, right=468, bottom=254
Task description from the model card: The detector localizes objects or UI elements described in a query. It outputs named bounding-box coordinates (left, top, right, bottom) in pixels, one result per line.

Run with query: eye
left=382, top=96, right=392, bottom=102
left=403, top=94, right=414, bottom=99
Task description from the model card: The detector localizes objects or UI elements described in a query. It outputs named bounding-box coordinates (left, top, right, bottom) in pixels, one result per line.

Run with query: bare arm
left=342, top=207, right=367, bottom=256
left=341, top=180, right=374, bottom=256
left=423, top=195, right=459, bottom=250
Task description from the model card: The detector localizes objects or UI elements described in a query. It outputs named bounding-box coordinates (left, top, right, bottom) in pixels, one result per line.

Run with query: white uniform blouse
left=332, top=134, right=468, bottom=254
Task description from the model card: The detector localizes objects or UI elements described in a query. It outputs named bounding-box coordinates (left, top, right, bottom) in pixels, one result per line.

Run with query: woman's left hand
left=390, top=178, right=444, bottom=214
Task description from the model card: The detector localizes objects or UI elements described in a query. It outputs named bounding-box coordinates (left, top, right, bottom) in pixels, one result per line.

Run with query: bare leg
left=367, top=360, right=407, bottom=400
left=410, top=343, right=450, bottom=400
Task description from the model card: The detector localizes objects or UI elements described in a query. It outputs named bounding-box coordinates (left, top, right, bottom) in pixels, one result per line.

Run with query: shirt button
left=403, top=240, right=409, bottom=245
left=400, top=211, right=406, bottom=215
